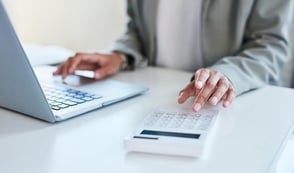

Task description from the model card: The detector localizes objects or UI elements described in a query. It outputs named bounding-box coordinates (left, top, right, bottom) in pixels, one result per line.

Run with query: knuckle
left=220, top=80, right=229, bottom=88
left=220, top=78, right=229, bottom=86
left=206, top=81, right=216, bottom=89
left=195, top=68, right=204, bottom=76
left=75, top=53, right=84, bottom=59
left=213, top=91, right=223, bottom=98
left=75, top=52, right=81, bottom=57
left=197, top=94, right=208, bottom=103
left=203, top=69, right=210, bottom=76
left=67, top=57, right=74, bottom=62
left=215, top=71, right=222, bottom=76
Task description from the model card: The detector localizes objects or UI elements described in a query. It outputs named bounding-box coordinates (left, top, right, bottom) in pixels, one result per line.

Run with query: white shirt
left=156, top=0, right=203, bottom=72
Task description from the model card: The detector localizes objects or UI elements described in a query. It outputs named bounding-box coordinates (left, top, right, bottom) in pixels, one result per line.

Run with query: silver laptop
left=0, top=1, right=148, bottom=123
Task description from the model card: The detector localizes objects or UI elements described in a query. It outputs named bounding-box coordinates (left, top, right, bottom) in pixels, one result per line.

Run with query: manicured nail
left=196, top=81, right=203, bottom=88
left=210, top=96, right=218, bottom=105
left=193, top=103, right=201, bottom=112
left=223, top=101, right=230, bottom=107
left=179, top=92, right=183, bottom=97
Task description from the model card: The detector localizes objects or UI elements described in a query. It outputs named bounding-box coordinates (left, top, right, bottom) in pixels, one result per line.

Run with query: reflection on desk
left=0, top=67, right=294, bottom=173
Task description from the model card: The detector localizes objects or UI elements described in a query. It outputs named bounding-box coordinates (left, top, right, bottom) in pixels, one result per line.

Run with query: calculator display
left=141, top=130, right=200, bottom=139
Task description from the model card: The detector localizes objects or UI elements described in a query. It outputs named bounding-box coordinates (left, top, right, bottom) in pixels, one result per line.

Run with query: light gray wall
left=3, top=0, right=127, bottom=52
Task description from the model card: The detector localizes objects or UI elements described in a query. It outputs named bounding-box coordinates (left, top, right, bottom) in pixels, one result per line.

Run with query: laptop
left=0, top=1, right=148, bottom=123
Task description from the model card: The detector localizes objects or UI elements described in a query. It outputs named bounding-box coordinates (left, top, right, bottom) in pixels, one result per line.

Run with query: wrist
left=113, top=52, right=128, bottom=71
left=119, top=54, right=128, bottom=70
left=113, top=51, right=135, bottom=71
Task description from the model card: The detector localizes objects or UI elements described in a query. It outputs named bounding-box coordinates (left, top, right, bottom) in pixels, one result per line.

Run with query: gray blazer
left=110, top=0, right=292, bottom=95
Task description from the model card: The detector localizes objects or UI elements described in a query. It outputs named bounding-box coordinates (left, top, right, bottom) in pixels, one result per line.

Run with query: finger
left=53, top=63, right=65, bottom=75
left=192, top=73, right=220, bottom=111
left=68, top=54, right=84, bottom=73
left=74, top=63, right=99, bottom=71
left=209, top=78, right=230, bottom=105
left=177, top=82, right=197, bottom=104
left=194, top=69, right=210, bottom=89
left=221, top=93, right=227, bottom=100
left=223, top=88, right=235, bottom=108
left=93, top=65, right=116, bottom=80
left=61, top=61, right=72, bottom=79
left=71, top=53, right=105, bottom=73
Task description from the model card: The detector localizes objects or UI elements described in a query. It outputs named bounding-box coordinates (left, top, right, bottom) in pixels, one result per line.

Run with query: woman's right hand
left=53, top=52, right=124, bottom=80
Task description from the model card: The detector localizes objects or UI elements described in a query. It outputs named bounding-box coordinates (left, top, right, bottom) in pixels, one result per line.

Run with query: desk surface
left=0, top=67, right=294, bottom=173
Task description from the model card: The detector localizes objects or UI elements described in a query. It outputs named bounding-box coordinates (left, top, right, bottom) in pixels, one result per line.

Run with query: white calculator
left=124, top=106, right=220, bottom=157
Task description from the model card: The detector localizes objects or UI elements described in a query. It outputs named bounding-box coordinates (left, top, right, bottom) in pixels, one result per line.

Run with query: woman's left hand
left=178, top=68, right=235, bottom=112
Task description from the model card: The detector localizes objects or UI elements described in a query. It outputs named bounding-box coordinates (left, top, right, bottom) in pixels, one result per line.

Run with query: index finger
left=53, top=63, right=65, bottom=75
left=68, top=54, right=84, bottom=74
left=177, top=82, right=199, bottom=104
left=69, top=53, right=104, bottom=73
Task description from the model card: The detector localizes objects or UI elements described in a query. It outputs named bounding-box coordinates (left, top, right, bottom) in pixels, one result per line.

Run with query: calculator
left=124, top=106, right=220, bottom=157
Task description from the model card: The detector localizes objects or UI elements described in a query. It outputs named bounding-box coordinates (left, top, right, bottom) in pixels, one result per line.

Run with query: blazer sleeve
left=108, top=0, right=147, bottom=69
left=209, top=0, right=292, bottom=95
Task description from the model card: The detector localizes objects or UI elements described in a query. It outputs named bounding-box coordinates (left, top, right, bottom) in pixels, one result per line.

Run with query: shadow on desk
left=0, top=108, right=51, bottom=135
left=0, top=104, right=109, bottom=135
left=0, top=105, right=118, bottom=173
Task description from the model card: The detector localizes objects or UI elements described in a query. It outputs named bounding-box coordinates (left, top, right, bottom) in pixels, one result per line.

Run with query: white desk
left=0, top=67, right=294, bottom=173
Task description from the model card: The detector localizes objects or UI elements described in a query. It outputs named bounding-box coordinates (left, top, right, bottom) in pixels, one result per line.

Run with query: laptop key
left=69, top=98, right=86, bottom=104
left=63, top=100, right=78, bottom=106
left=42, top=84, right=102, bottom=111
left=82, top=97, right=94, bottom=101
left=51, top=106, right=60, bottom=110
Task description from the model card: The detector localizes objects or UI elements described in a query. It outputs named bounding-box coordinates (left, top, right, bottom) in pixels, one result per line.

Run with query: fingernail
left=196, top=81, right=203, bottom=88
left=223, top=101, right=230, bottom=107
left=178, top=92, right=183, bottom=97
left=210, top=96, right=218, bottom=105
left=94, top=72, right=101, bottom=79
left=193, top=103, right=201, bottom=112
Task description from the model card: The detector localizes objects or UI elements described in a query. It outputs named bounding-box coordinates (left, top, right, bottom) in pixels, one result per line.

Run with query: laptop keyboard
left=42, top=84, right=102, bottom=111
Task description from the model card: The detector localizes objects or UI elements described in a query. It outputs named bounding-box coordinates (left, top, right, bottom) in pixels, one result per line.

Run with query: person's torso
left=129, top=0, right=255, bottom=67
left=156, top=0, right=203, bottom=72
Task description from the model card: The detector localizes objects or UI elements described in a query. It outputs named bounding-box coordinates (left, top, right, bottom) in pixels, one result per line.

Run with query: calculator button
left=144, top=109, right=217, bottom=132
